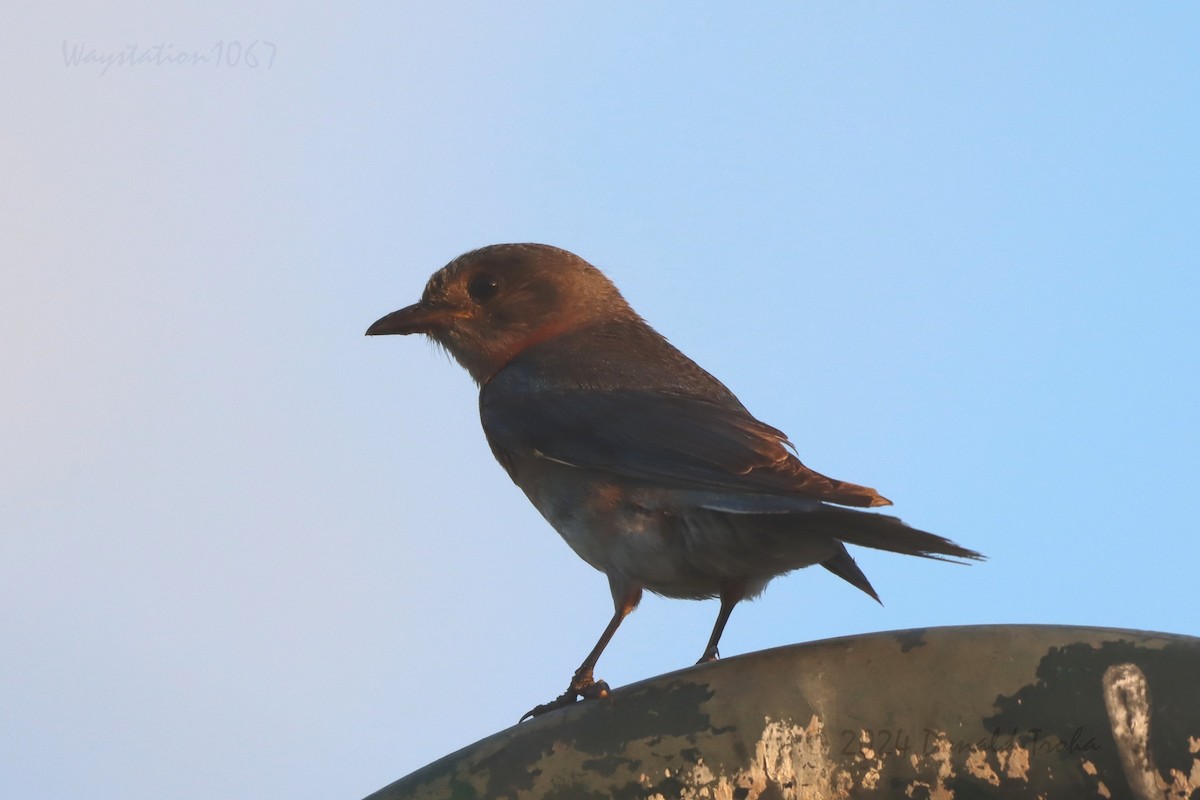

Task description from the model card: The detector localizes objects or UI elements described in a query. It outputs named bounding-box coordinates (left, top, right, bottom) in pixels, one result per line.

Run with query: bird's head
left=367, top=243, right=636, bottom=383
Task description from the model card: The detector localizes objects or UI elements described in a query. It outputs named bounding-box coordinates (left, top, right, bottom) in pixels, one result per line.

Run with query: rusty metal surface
left=366, top=625, right=1200, bottom=799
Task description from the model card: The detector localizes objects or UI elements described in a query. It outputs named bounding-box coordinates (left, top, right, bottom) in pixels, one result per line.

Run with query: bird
left=366, top=243, right=983, bottom=720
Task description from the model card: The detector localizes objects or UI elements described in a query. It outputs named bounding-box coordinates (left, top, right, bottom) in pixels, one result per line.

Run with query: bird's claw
left=518, top=692, right=574, bottom=722
left=519, top=676, right=611, bottom=722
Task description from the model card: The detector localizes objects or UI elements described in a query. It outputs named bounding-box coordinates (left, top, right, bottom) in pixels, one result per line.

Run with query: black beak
left=365, top=302, right=453, bottom=336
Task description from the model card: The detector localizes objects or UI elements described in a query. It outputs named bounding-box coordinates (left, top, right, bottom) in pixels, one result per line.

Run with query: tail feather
left=815, top=507, right=984, bottom=563
left=821, top=542, right=882, bottom=604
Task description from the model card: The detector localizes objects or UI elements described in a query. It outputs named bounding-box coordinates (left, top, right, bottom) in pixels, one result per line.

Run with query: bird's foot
left=696, top=646, right=720, bottom=664
left=519, top=669, right=610, bottom=722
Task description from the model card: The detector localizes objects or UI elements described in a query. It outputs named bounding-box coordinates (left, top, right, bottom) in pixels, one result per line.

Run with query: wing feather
left=481, top=387, right=890, bottom=508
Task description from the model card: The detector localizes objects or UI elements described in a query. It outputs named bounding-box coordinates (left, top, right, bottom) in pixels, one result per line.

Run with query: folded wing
left=482, top=387, right=891, bottom=508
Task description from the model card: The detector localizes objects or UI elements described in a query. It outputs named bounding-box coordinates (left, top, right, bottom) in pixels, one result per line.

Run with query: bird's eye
left=467, top=272, right=500, bottom=303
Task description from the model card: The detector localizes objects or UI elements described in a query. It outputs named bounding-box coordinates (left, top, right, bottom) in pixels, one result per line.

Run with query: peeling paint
left=1103, top=662, right=1162, bottom=800
left=997, top=738, right=1031, bottom=781
left=646, top=716, right=841, bottom=800
left=852, top=729, right=885, bottom=790
left=904, top=731, right=956, bottom=799
left=1082, top=759, right=1112, bottom=798
left=1164, top=735, right=1200, bottom=800
left=755, top=716, right=838, bottom=799
left=966, top=746, right=1001, bottom=785
left=366, top=626, right=1200, bottom=800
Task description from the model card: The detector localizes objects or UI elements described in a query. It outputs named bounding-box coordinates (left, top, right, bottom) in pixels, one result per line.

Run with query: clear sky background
left=3, top=4, right=1198, bottom=799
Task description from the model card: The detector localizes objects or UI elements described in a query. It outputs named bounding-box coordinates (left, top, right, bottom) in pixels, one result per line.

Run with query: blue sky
left=3, top=4, right=1198, bottom=799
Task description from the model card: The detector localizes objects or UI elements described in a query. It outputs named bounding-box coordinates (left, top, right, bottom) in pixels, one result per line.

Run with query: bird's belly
left=513, top=462, right=835, bottom=599
left=549, top=504, right=729, bottom=599
left=528, top=475, right=698, bottom=587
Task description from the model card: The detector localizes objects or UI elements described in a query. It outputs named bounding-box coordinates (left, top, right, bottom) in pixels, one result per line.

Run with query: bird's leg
left=520, top=583, right=642, bottom=721
left=697, top=581, right=745, bottom=664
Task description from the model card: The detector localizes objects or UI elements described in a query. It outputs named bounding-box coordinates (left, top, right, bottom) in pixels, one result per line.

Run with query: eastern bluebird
left=367, top=243, right=983, bottom=719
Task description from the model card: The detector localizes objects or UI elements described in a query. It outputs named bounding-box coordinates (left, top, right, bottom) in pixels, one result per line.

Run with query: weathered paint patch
left=904, top=731, right=955, bottom=799
left=1103, top=662, right=1160, bottom=800
left=854, top=729, right=885, bottom=790
left=1164, top=735, right=1200, bottom=799
left=996, top=738, right=1030, bottom=781
left=965, top=746, right=1001, bottom=785
left=367, top=627, right=1200, bottom=800
left=643, top=716, right=838, bottom=800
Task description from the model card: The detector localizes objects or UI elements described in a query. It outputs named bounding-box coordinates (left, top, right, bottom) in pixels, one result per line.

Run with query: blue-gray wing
left=480, top=386, right=890, bottom=508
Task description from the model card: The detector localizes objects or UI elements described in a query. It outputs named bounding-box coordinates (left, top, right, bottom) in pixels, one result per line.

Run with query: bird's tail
left=813, top=506, right=984, bottom=563
left=821, top=541, right=882, bottom=603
